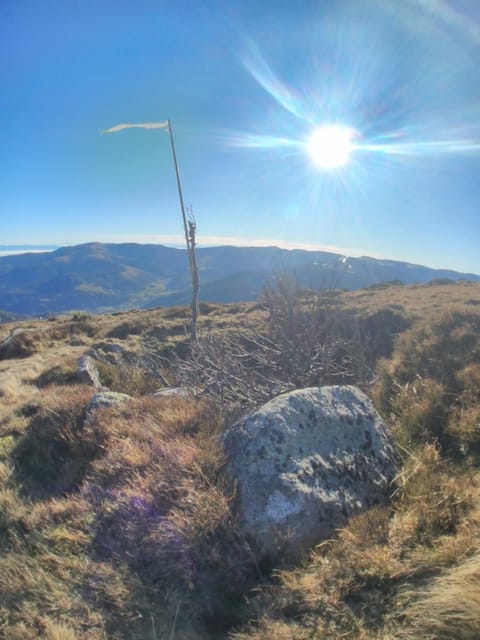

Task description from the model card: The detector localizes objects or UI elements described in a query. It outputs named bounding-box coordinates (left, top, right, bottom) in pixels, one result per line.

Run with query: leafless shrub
left=260, top=277, right=370, bottom=384
left=173, top=330, right=288, bottom=408
left=174, top=277, right=371, bottom=409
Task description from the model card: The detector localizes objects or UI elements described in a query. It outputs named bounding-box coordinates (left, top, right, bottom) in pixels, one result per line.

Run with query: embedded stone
left=223, top=385, right=396, bottom=559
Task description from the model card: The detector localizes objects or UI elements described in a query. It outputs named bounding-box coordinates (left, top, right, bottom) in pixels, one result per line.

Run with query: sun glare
left=308, top=125, right=355, bottom=169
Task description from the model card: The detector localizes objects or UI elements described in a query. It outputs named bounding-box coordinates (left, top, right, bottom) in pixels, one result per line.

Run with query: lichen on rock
left=223, top=385, right=397, bottom=560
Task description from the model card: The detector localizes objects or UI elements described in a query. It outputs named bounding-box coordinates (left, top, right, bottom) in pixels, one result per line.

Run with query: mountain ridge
left=1, top=241, right=479, bottom=316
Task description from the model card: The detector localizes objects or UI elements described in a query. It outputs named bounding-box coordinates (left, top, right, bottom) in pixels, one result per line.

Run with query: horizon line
left=0, top=238, right=478, bottom=275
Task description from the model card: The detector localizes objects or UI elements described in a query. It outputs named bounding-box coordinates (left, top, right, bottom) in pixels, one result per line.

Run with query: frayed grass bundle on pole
left=102, top=119, right=199, bottom=341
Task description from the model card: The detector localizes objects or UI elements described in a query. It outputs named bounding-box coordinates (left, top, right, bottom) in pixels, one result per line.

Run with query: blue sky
left=2, top=0, right=480, bottom=273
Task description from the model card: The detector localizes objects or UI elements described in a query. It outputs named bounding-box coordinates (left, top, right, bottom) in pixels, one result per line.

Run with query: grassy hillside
left=1, top=281, right=480, bottom=639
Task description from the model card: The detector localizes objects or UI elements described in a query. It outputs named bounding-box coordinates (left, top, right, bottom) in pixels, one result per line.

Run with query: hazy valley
left=1, top=242, right=479, bottom=317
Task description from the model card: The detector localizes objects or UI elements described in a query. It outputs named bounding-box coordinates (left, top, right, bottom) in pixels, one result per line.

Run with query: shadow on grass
left=85, top=484, right=260, bottom=638
left=11, top=387, right=101, bottom=499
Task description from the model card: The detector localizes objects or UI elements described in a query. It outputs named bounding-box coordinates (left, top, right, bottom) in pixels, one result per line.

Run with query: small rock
left=84, top=391, right=132, bottom=426
left=151, top=386, right=191, bottom=398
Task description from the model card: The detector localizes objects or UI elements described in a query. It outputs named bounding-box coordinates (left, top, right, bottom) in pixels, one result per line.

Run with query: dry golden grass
left=1, top=282, right=480, bottom=639
left=0, top=384, right=258, bottom=638
left=42, top=619, right=81, bottom=640
left=0, top=302, right=263, bottom=417
left=397, top=551, right=480, bottom=639
left=341, top=280, right=480, bottom=318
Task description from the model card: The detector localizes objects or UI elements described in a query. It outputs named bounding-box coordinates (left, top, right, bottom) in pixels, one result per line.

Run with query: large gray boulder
left=223, top=386, right=396, bottom=559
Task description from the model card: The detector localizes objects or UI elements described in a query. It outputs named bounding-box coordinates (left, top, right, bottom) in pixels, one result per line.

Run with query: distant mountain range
left=0, top=242, right=479, bottom=317
left=0, top=244, right=59, bottom=258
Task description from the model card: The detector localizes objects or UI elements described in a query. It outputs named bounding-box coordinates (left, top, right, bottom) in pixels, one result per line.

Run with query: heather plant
left=446, top=362, right=480, bottom=458
left=372, top=309, right=480, bottom=456
left=32, top=364, right=79, bottom=388
left=11, top=386, right=98, bottom=498
left=448, top=405, right=480, bottom=457
left=95, top=359, right=160, bottom=395
left=65, top=318, right=98, bottom=341
left=105, top=319, right=145, bottom=339
left=0, top=328, right=44, bottom=359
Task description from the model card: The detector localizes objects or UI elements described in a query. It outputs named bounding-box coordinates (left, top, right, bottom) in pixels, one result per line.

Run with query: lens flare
left=231, top=38, right=480, bottom=175
left=308, top=125, right=356, bottom=169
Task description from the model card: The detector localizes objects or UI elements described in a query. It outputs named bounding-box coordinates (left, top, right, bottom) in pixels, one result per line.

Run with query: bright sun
left=308, top=125, right=355, bottom=169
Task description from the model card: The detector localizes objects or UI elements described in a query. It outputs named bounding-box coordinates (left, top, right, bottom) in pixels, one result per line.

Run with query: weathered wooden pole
left=167, top=120, right=199, bottom=340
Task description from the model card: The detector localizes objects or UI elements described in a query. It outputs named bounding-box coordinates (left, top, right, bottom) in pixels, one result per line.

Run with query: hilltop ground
left=1, top=280, right=480, bottom=639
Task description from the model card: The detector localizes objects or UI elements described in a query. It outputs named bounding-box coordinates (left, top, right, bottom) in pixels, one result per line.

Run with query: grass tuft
left=397, top=551, right=480, bottom=639
left=11, top=386, right=98, bottom=498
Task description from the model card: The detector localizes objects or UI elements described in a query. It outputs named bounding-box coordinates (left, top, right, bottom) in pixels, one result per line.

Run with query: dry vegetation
left=1, top=280, right=480, bottom=639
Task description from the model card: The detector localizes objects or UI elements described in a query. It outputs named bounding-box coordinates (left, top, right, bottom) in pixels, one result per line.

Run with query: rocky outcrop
left=223, top=386, right=396, bottom=559
left=78, top=355, right=102, bottom=387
